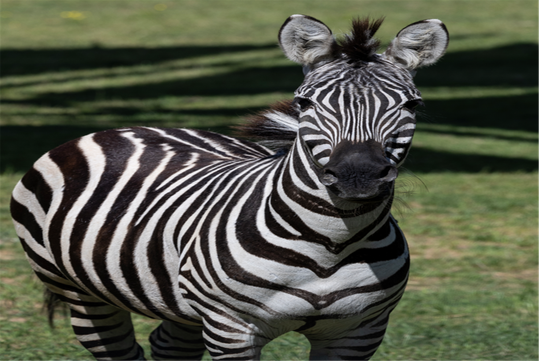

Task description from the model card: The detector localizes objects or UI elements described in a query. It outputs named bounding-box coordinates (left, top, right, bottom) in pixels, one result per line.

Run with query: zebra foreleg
left=149, top=321, right=206, bottom=360
left=308, top=337, right=382, bottom=361
left=68, top=299, right=145, bottom=360
left=306, top=315, right=390, bottom=360
left=199, top=316, right=272, bottom=361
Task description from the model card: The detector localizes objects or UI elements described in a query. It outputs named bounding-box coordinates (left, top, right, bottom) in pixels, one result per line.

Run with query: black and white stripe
left=11, top=14, right=448, bottom=360
left=295, top=62, right=422, bottom=167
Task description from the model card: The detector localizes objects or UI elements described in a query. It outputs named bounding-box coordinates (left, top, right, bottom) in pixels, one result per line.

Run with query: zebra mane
left=235, top=100, right=299, bottom=150
left=338, top=17, right=384, bottom=63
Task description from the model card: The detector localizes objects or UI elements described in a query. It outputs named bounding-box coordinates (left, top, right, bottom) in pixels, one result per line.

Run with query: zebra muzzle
left=318, top=140, right=398, bottom=202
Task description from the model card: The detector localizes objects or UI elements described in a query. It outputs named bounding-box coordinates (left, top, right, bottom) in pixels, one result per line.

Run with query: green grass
left=1, top=0, right=537, bottom=360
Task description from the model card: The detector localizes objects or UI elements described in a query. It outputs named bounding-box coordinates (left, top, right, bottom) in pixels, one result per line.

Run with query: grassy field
left=0, top=0, right=537, bottom=360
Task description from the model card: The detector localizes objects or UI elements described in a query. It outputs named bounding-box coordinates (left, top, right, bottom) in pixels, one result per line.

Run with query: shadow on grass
left=1, top=65, right=304, bottom=108
left=405, top=148, right=537, bottom=173
left=1, top=125, right=106, bottom=173
left=0, top=44, right=277, bottom=77
left=414, top=43, right=537, bottom=88
left=2, top=42, right=536, bottom=86
left=0, top=106, right=268, bottom=118
left=419, top=93, right=538, bottom=133
left=1, top=43, right=537, bottom=173
left=0, top=124, right=233, bottom=173
left=2, top=43, right=537, bottom=104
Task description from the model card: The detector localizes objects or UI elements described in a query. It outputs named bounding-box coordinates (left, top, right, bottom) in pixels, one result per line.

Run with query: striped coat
left=11, top=14, right=448, bottom=361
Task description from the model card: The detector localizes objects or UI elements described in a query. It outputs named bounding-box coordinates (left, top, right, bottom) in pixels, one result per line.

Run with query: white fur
left=279, top=14, right=337, bottom=69
left=383, top=19, right=449, bottom=69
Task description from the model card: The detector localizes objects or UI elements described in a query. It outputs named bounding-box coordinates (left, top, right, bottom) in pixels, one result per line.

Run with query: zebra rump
left=11, top=14, right=448, bottom=361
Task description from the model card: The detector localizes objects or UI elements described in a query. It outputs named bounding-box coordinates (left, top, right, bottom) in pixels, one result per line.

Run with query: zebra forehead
left=296, top=61, right=419, bottom=101
left=295, top=74, right=421, bottom=107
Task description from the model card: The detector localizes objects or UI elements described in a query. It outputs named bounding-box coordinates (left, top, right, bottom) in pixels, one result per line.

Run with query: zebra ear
left=383, top=19, right=449, bottom=70
left=279, top=14, right=338, bottom=73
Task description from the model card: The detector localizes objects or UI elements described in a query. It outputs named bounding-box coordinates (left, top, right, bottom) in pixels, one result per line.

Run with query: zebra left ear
left=383, top=19, right=449, bottom=70
left=279, top=14, right=338, bottom=73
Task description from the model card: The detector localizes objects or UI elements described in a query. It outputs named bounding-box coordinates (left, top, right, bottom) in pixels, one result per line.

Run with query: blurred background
left=0, top=1, right=537, bottom=360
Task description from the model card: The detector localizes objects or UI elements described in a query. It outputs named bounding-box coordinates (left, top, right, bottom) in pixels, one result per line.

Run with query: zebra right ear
left=279, top=14, right=338, bottom=74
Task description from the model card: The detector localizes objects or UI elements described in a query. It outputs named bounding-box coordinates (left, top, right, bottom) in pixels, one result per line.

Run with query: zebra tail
left=44, top=288, right=67, bottom=328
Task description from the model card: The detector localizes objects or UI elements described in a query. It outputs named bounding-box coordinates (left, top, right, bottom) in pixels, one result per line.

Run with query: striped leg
left=307, top=313, right=391, bottom=360
left=309, top=335, right=384, bottom=361
left=201, top=316, right=270, bottom=361
left=150, top=321, right=206, bottom=360
left=68, top=297, right=145, bottom=360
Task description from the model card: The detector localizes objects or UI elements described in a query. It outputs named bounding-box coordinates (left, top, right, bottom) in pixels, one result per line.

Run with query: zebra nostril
left=320, top=169, right=338, bottom=186
left=379, top=166, right=390, bottom=178
left=379, top=166, right=398, bottom=182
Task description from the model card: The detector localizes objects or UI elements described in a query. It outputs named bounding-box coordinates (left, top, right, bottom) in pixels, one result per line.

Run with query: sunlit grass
left=1, top=0, right=537, bottom=48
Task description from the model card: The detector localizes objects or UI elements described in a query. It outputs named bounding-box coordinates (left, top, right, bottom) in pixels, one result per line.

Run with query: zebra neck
left=267, top=142, right=393, bottom=249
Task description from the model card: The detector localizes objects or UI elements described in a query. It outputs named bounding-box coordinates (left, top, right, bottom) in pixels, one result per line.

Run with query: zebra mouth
left=338, top=187, right=394, bottom=204
left=323, top=178, right=395, bottom=203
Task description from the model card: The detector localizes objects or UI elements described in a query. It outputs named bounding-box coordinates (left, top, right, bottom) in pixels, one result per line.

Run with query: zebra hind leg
left=66, top=293, right=145, bottom=360
left=149, top=321, right=206, bottom=360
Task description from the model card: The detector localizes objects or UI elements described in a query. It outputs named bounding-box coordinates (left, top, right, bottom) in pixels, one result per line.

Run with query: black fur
left=338, top=17, right=384, bottom=63
left=44, top=287, right=67, bottom=328
left=234, top=99, right=298, bottom=144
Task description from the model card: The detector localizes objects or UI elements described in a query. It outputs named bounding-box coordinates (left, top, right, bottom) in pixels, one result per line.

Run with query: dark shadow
left=1, top=124, right=237, bottom=173
left=0, top=43, right=535, bottom=111
left=405, top=147, right=537, bottom=173
left=2, top=43, right=536, bottom=106
left=417, top=127, right=537, bottom=143
left=414, top=43, right=538, bottom=88
left=0, top=106, right=266, bottom=118
left=0, top=44, right=277, bottom=77
left=1, top=125, right=106, bottom=173
left=418, top=93, right=538, bottom=133
left=1, top=65, right=303, bottom=107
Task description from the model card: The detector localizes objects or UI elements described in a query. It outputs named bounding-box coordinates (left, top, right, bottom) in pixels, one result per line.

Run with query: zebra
left=10, top=14, right=448, bottom=361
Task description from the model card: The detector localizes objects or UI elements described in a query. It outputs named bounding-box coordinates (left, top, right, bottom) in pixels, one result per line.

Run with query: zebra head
left=279, top=15, right=448, bottom=203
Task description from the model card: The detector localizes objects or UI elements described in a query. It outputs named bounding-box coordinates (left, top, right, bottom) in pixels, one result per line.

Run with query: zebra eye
left=403, top=100, right=425, bottom=112
left=295, top=97, right=314, bottom=111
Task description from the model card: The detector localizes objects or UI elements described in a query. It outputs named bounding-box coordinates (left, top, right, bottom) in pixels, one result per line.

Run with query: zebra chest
left=175, top=210, right=409, bottom=324
left=180, top=248, right=408, bottom=321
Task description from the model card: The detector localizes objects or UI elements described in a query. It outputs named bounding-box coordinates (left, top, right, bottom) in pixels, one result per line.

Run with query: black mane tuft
left=338, top=17, right=384, bottom=63
left=233, top=100, right=299, bottom=150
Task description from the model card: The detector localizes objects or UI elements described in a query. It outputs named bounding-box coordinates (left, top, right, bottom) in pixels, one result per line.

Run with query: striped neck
left=268, top=139, right=393, bottom=252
